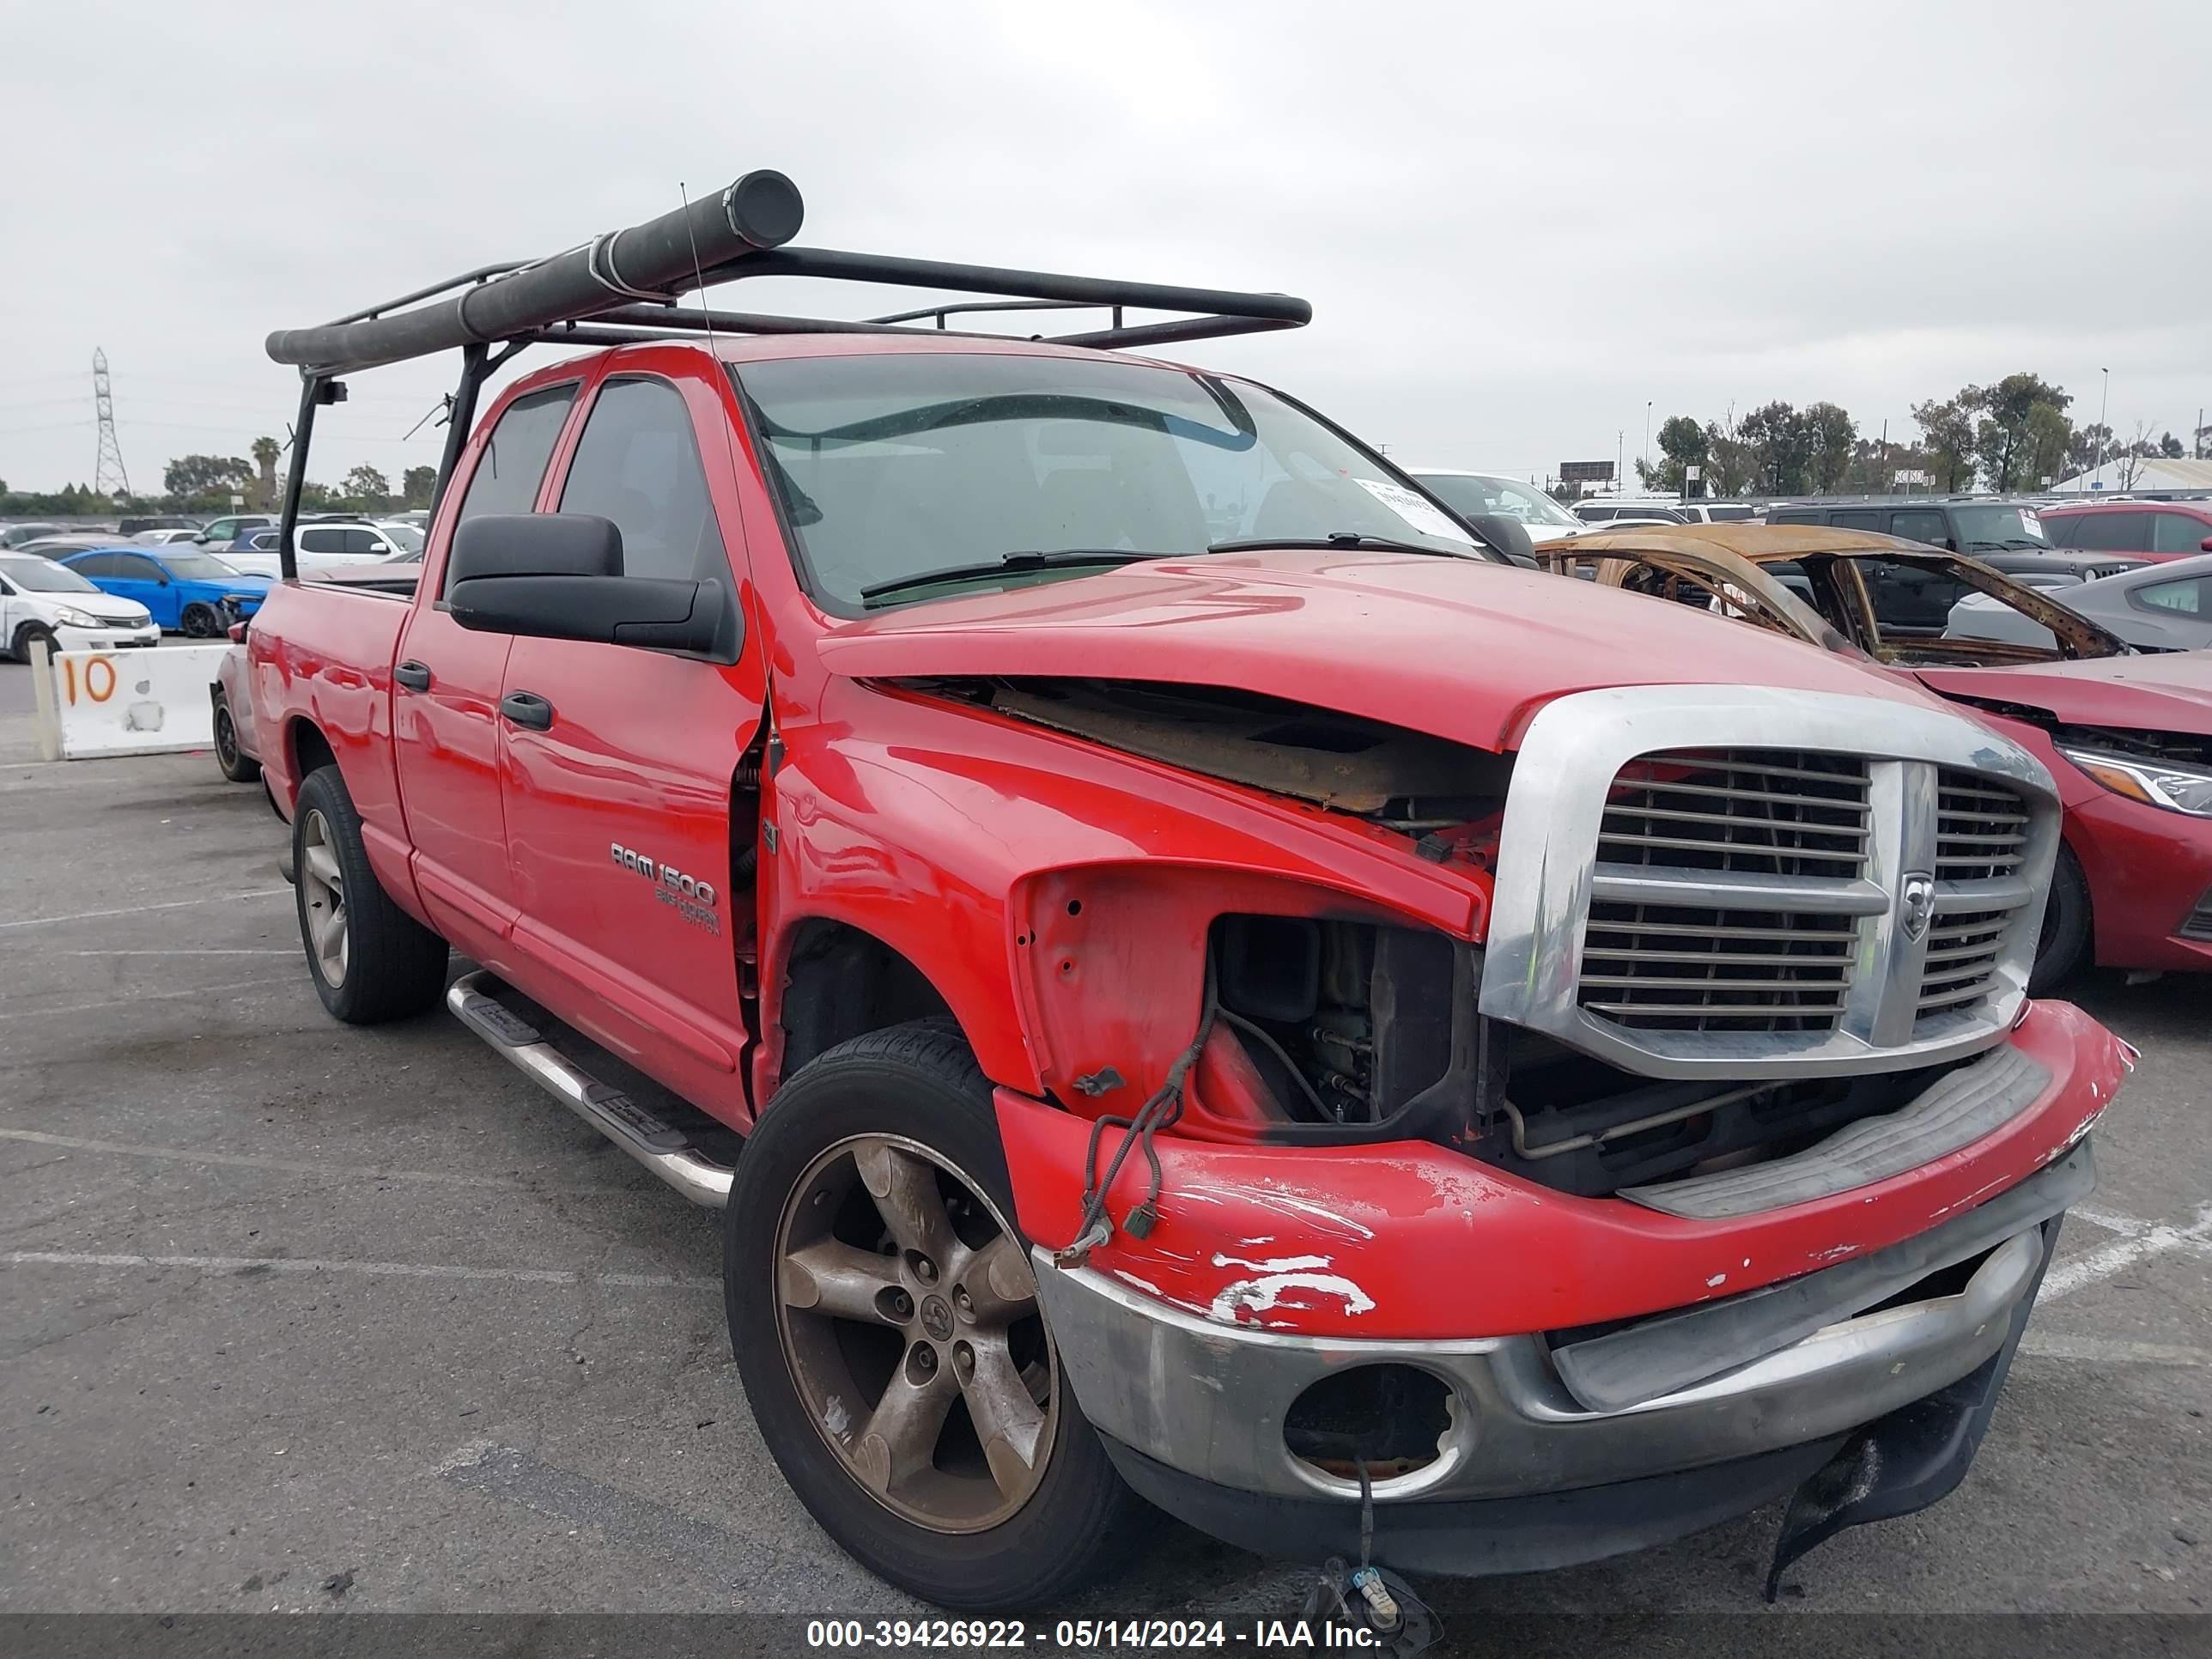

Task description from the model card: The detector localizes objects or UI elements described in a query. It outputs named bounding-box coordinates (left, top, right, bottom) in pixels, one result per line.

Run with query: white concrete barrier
left=29, top=641, right=230, bottom=761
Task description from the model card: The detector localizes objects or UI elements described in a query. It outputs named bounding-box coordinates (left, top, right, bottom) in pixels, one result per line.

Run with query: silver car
left=1948, top=553, right=2212, bottom=652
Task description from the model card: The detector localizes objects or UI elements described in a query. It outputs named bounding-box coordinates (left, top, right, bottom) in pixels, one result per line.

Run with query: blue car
left=59, top=546, right=273, bottom=637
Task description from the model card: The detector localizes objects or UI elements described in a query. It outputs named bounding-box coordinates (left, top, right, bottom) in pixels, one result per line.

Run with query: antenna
left=678, top=180, right=750, bottom=489
left=91, top=348, right=131, bottom=498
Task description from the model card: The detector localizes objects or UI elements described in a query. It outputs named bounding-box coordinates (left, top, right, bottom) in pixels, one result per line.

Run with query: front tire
left=213, top=699, right=261, bottom=783
left=180, top=602, right=222, bottom=638
left=2031, top=841, right=2093, bottom=994
left=292, top=764, right=448, bottom=1024
left=12, top=623, right=58, bottom=665
left=725, top=1022, right=1141, bottom=1608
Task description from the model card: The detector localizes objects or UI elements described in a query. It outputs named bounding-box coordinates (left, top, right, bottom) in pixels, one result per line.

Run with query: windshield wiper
left=1206, top=532, right=1464, bottom=558
left=859, top=549, right=1167, bottom=605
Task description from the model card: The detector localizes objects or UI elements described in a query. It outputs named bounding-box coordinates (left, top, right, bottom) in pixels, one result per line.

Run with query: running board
left=446, top=969, right=734, bottom=1207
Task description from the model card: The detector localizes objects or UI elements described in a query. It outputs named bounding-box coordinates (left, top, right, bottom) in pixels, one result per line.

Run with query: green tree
left=2067, top=422, right=2112, bottom=476
left=1634, top=415, right=1709, bottom=493
left=1913, top=390, right=1982, bottom=492
left=163, top=453, right=255, bottom=501
left=401, top=465, right=437, bottom=509
left=1737, top=401, right=1815, bottom=495
left=1803, top=402, right=1856, bottom=493
left=1701, top=415, right=1756, bottom=497
left=342, top=465, right=391, bottom=510
left=1970, top=373, right=2071, bottom=491
left=2159, top=430, right=2185, bottom=459
left=251, top=436, right=283, bottom=510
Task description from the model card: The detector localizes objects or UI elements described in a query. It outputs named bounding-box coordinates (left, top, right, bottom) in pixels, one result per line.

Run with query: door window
left=2153, top=514, right=2211, bottom=556
left=2067, top=513, right=2143, bottom=552
left=557, top=377, right=727, bottom=581
left=2133, top=575, right=2209, bottom=616
left=458, top=386, right=577, bottom=522
left=343, top=528, right=384, bottom=555
left=1887, top=508, right=1948, bottom=546
left=1831, top=510, right=1882, bottom=531
left=300, top=528, right=347, bottom=553
left=72, top=554, right=121, bottom=577
left=116, top=556, right=165, bottom=580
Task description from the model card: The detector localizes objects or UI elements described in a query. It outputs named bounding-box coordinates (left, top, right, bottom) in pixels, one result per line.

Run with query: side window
left=1831, top=509, right=1882, bottom=532
left=343, top=529, right=383, bottom=555
left=2134, top=576, right=2208, bottom=617
left=300, top=528, right=345, bottom=554
left=2040, top=514, right=2082, bottom=548
left=1887, top=508, right=1948, bottom=546
left=557, top=377, right=727, bottom=582
left=70, top=555, right=114, bottom=578
left=118, top=556, right=163, bottom=580
left=2069, top=513, right=2142, bottom=552
left=457, top=386, right=577, bottom=524
left=2153, top=514, right=2210, bottom=556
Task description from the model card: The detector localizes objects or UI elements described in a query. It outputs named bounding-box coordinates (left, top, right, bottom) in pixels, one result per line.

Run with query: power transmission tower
left=92, top=348, right=131, bottom=498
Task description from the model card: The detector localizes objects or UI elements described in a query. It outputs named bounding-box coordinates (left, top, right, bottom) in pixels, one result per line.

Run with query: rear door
left=391, top=380, right=580, bottom=957
left=495, top=362, right=765, bottom=1119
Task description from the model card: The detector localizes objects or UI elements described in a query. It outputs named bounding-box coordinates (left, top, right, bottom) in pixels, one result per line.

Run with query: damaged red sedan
left=246, top=172, right=2130, bottom=1613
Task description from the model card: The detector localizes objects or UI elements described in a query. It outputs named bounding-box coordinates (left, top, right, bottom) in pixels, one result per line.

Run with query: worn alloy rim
left=183, top=605, right=218, bottom=638
left=775, top=1133, right=1056, bottom=1534
left=214, top=708, right=239, bottom=769
left=299, top=810, right=348, bottom=987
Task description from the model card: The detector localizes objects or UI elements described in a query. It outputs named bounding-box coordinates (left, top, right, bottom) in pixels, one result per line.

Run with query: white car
left=0, top=553, right=162, bottom=660
left=1406, top=469, right=1590, bottom=544
left=134, top=527, right=205, bottom=545
left=218, top=520, right=421, bottom=578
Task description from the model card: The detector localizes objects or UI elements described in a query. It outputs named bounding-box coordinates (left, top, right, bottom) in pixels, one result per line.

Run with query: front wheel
left=2030, top=842, right=2093, bottom=995
left=291, top=764, right=448, bottom=1024
left=180, top=602, right=222, bottom=638
left=725, top=1022, right=1142, bottom=1608
left=11, top=623, right=58, bottom=665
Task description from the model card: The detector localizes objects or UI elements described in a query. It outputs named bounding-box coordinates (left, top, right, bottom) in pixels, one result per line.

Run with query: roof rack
left=262, top=168, right=1310, bottom=579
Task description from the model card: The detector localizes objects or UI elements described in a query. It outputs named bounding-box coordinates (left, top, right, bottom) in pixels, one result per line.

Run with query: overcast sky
left=3, top=0, right=2207, bottom=495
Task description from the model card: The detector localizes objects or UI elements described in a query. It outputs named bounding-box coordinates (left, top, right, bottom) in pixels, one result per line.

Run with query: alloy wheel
left=299, top=810, right=349, bottom=986
left=775, top=1133, right=1056, bottom=1534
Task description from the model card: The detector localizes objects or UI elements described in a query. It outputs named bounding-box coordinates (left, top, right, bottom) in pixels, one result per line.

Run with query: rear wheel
left=180, top=602, right=222, bottom=638
left=212, top=699, right=261, bottom=783
left=2031, top=842, right=2093, bottom=994
left=726, top=1022, right=1141, bottom=1608
left=292, top=764, right=448, bottom=1024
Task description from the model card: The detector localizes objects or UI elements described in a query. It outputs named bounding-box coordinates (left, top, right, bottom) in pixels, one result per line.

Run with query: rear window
left=1705, top=504, right=1756, bottom=522
left=2153, top=513, right=2211, bottom=556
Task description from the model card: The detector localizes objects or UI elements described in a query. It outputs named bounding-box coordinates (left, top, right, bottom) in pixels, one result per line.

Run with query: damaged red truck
left=247, top=173, right=2132, bottom=1610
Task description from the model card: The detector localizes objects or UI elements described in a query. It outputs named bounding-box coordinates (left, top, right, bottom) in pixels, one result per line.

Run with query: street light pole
left=1643, top=400, right=1652, bottom=484
left=2098, top=368, right=2109, bottom=492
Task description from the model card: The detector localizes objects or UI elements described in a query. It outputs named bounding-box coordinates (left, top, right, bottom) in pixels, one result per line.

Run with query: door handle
left=500, top=690, right=555, bottom=731
left=394, top=659, right=432, bottom=691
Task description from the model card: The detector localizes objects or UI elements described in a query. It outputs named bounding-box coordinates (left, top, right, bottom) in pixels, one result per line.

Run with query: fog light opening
left=1283, top=1364, right=1453, bottom=1484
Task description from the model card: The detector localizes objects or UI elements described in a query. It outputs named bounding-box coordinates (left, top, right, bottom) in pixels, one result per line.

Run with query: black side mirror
left=1465, top=512, right=1539, bottom=568
left=445, top=514, right=730, bottom=655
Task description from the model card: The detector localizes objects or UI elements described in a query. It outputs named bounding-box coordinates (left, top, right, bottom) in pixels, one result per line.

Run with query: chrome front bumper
left=1035, top=1145, right=2087, bottom=1507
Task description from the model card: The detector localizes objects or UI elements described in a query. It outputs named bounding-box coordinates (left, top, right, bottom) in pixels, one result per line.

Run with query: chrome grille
left=1582, top=901, right=1856, bottom=1031
left=1582, top=750, right=1869, bottom=1032
left=1935, top=770, right=2029, bottom=881
left=1917, top=910, right=2011, bottom=1017
left=1599, top=750, right=1871, bottom=878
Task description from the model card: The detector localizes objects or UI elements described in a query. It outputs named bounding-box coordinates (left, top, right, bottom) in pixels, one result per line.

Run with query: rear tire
left=2031, top=841, right=2093, bottom=995
left=292, top=764, right=448, bottom=1024
left=725, top=1021, right=1142, bottom=1608
left=213, top=699, right=261, bottom=783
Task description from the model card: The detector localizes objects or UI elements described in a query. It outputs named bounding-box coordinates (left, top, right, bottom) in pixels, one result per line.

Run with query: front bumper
left=54, top=623, right=160, bottom=653
left=1036, top=1146, right=2082, bottom=1527
left=2065, top=787, right=2212, bottom=973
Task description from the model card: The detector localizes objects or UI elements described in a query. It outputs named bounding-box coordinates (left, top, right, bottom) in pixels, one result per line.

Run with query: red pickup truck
left=248, top=176, right=2131, bottom=1613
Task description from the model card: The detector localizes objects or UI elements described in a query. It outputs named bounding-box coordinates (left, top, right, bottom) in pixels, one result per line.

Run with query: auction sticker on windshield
left=1354, top=477, right=1472, bottom=543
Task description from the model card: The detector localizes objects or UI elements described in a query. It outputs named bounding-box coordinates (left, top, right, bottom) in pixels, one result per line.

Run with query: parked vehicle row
left=0, top=553, right=160, bottom=660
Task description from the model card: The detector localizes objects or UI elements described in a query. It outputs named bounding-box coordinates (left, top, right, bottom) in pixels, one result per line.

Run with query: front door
left=102, top=553, right=174, bottom=626
left=392, top=380, right=580, bottom=959
left=495, top=367, right=764, bottom=1122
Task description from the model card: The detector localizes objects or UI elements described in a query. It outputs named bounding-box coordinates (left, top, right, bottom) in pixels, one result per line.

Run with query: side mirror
left=2200, top=536, right=2212, bottom=554
left=446, top=514, right=730, bottom=654
left=1933, top=536, right=1956, bottom=551
left=1465, top=512, right=1539, bottom=568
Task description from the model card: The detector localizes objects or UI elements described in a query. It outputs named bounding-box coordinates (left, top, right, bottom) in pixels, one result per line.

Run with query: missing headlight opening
left=1283, top=1364, right=1454, bottom=1482
left=1207, top=911, right=1972, bottom=1194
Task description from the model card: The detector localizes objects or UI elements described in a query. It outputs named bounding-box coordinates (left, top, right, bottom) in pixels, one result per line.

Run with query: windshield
left=733, top=353, right=1477, bottom=609
left=155, top=552, right=243, bottom=580
left=1413, top=472, right=1583, bottom=529
left=1952, top=504, right=2045, bottom=549
left=0, top=557, right=99, bottom=593
left=379, top=524, right=425, bottom=554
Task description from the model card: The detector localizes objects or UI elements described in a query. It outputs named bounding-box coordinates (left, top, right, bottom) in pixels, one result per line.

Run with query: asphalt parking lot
left=2, top=659, right=2208, bottom=1644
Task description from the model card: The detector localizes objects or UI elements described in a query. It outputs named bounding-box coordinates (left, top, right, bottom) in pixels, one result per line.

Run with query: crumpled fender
left=998, top=1000, right=2133, bottom=1342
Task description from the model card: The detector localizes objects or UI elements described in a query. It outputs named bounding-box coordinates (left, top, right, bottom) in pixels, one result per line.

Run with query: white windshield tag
left=1354, top=477, right=1472, bottom=544
left=2020, top=514, right=2045, bottom=539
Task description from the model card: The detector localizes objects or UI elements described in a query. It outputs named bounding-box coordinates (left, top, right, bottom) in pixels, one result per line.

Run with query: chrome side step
left=447, top=969, right=734, bottom=1207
